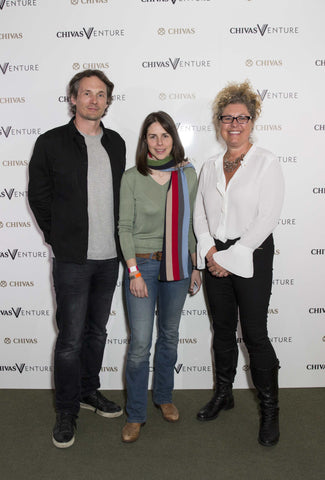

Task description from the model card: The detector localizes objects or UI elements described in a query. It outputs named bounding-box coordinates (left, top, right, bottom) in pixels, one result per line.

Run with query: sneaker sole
left=80, top=403, right=123, bottom=418
left=52, top=435, right=75, bottom=449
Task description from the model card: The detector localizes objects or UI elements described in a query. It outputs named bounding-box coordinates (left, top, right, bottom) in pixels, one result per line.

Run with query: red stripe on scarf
left=171, top=171, right=180, bottom=280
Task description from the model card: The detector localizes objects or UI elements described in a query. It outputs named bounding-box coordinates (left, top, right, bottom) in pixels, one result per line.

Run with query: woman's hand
left=130, top=276, right=148, bottom=298
left=206, top=247, right=230, bottom=277
left=207, top=258, right=229, bottom=277
left=189, top=269, right=201, bottom=295
left=206, top=246, right=217, bottom=262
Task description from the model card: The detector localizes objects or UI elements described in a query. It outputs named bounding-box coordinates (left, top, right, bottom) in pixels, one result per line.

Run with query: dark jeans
left=205, top=235, right=278, bottom=370
left=52, top=258, right=119, bottom=414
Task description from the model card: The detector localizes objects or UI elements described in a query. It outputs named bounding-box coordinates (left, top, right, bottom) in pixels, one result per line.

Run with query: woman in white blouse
left=193, top=81, right=284, bottom=446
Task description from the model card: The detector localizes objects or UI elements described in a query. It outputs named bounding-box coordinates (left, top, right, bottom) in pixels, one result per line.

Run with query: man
left=28, top=70, right=126, bottom=448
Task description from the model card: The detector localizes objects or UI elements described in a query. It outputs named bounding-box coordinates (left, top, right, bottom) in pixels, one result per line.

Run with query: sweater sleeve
left=118, top=171, right=136, bottom=261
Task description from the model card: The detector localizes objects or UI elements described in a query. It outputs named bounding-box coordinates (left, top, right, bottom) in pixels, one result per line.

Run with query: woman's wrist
left=129, top=271, right=142, bottom=280
left=128, top=265, right=139, bottom=274
left=128, top=265, right=142, bottom=279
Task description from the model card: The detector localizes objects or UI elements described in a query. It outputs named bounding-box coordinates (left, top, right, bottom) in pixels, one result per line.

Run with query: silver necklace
left=223, top=146, right=251, bottom=173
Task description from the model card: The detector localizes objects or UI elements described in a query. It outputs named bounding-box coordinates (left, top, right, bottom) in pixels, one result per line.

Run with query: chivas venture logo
left=257, top=89, right=298, bottom=101
left=0, top=188, right=14, bottom=199
left=141, top=0, right=177, bottom=4
left=0, top=0, right=37, bottom=9
left=0, top=363, right=53, bottom=373
left=0, top=249, right=18, bottom=260
left=0, top=126, right=41, bottom=137
left=0, top=307, right=21, bottom=318
left=230, top=24, right=299, bottom=36
left=0, top=62, right=39, bottom=74
left=0, top=249, right=48, bottom=259
left=141, top=0, right=211, bottom=4
left=142, top=57, right=210, bottom=69
left=0, top=363, right=26, bottom=373
left=0, top=307, right=50, bottom=317
left=174, top=363, right=212, bottom=374
left=71, top=0, right=108, bottom=5
left=0, top=188, right=27, bottom=199
left=56, top=26, right=125, bottom=39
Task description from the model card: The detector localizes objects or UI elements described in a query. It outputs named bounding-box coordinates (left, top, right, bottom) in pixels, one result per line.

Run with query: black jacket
left=28, top=118, right=126, bottom=263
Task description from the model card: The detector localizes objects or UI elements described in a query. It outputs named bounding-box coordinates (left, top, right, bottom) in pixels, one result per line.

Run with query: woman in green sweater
left=119, top=111, right=201, bottom=443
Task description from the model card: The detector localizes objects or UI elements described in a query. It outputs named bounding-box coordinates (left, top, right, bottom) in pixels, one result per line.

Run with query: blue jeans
left=53, top=258, right=119, bottom=414
left=124, top=256, right=190, bottom=423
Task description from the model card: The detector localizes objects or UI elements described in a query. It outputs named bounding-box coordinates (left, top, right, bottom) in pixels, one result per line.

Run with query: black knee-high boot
left=250, top=361, right=280, bottom=446
left=197, top=347, right=238, bottom=421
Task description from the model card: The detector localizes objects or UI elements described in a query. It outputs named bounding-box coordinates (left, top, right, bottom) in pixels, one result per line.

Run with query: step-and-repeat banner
left=1, top=0, right=324, bottom=390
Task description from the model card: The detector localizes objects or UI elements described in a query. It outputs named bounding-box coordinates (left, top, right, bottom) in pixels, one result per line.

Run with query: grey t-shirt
left=82, top=130, right=117, bottom=260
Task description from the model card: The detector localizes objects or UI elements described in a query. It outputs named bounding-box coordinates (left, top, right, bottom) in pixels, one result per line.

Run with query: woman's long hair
left=136, top=111, right=186, bottom=176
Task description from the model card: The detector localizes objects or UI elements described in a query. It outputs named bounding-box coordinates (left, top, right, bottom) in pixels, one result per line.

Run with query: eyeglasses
left=218, top=115, right=252, bottom=124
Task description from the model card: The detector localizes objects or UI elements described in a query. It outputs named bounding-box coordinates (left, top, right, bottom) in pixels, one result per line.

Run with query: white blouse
left=193, top=144, right=285, bottom=278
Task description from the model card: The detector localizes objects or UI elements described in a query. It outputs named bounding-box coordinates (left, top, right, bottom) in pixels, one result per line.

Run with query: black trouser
left=205, top=235, right=277, bottom=370
left=52, top=258, right=119, bottom=414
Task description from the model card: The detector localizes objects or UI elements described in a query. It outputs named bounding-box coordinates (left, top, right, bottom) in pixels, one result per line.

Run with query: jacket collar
left=68, top=117, right=108, bottom=139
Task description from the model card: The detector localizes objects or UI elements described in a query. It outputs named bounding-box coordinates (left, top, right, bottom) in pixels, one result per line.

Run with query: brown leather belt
left=136, top=251, right=163, bottom=261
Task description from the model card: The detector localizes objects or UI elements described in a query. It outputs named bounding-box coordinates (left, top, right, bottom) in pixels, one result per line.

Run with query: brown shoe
left=121, top=422, right=142, bottom=443
left=159, top=403, right=179, bottom=422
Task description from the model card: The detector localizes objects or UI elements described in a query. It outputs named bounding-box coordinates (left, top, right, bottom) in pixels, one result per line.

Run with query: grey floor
left=0, top=388, right=324, bottom=480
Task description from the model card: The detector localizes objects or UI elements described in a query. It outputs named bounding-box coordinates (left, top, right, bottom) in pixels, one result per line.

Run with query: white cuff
left=196, top=233, right=215, bottom=269
left=214, top=242, right=254, bottom=278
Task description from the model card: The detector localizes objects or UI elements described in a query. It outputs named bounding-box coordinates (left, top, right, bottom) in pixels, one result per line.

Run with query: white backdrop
left=0, top=0, right=324, bottom=390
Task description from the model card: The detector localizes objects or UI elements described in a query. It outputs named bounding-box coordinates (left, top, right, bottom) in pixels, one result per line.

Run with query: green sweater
left=118, top=166, right=198, bottom=262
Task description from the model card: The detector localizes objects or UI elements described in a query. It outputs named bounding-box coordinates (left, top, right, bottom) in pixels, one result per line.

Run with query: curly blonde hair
left=212, top=81, right=262, bottom=139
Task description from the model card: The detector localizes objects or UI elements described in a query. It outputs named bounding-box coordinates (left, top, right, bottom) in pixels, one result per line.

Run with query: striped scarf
left=147, top=154, right=194, bottom=282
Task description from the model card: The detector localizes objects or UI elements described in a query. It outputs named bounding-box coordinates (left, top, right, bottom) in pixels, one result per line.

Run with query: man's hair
left=68, top=69, right=114, bottom=116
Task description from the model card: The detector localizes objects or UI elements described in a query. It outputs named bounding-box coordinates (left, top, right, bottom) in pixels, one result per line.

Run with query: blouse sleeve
left=193, top=164, right=217, bottom=269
